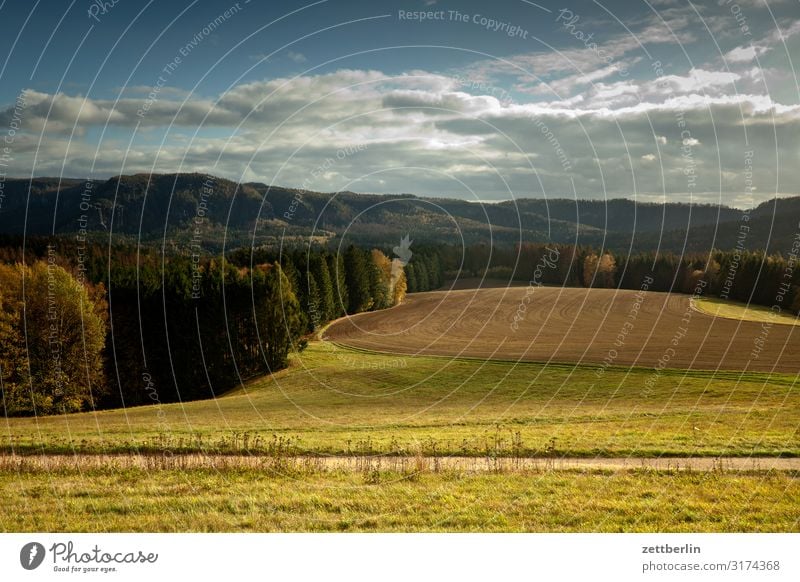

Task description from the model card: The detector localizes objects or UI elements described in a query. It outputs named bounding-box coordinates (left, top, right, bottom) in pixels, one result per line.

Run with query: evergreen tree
left=415, top=257, right=430, bottom=291
left=405, top=263, right=418, bottom=293
left=428, top=254, right=443, bottom=289
left=305, top=271, right=322, bottom=330
left=311, top=254, right=335, bottom=323
left=369, top=250, right=392, bottom=310
left=344, top=245, right=372, bottom=313
left=328, top=252, right=349, bottom=318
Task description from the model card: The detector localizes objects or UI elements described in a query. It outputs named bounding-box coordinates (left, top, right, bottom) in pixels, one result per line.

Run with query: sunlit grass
left=693, top=296, right=800, bottom=326
left=3, top=341, right=798, bottom=457
left=1, top=466, right=797, bottom=532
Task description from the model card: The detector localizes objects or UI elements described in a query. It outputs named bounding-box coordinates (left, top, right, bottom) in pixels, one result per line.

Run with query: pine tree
left=328, top=252, right=349, bottom=318
left=428, top=254, right=442, bottom=289
left=415, top=256, right=430, bottom=291
left=305, top=271, right=322, bottom=330
left=370, top=250, right=392, bottom=310
left=405, top=263, right=418, bottom=293
left=311, top=253, right=335, bottom=324
left=344, top=245, right=372, bottom=313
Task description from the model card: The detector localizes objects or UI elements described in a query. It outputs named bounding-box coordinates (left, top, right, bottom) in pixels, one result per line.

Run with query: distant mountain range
left=0, top=173, right=797, bottom=254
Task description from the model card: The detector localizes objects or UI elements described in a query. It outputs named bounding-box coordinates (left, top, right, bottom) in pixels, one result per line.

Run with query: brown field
left=326, top=286, right=800, bottom=373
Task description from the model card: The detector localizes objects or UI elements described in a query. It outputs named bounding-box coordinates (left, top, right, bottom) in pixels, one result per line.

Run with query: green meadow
left=2, top=341, right=797, bottom=458
left=2, top=464, right=797, bottom=532
left=2, top=339, right=799, bottom=532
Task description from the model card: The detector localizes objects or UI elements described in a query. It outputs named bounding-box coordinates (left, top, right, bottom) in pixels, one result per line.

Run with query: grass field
left=2, top=340, right=797, bottom=458
left=2, top=287, right=798, bottom=532
left=693, top=296, right=800, bottom=326
left=2, top=464, right=798, bottom=532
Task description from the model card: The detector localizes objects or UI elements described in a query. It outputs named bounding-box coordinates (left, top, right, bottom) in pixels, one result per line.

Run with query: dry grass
left=1, top=453, right=797, bottom=473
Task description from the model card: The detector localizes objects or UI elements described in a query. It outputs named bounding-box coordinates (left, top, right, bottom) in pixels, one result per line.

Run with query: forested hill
left=0, top=173, right=797, bottom=253
left=604, top=197, right=800, bottom=255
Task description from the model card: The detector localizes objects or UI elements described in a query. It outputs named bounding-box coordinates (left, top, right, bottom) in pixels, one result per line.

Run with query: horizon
left=1, top=0, right=798, bottom=209
left=5, top=171, right=794, bottom=211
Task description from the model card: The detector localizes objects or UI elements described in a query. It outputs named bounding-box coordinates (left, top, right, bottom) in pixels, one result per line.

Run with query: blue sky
left=1, top=0, right=799, bottom=206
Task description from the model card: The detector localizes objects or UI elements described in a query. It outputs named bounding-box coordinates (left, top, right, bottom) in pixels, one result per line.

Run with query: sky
left=0, top=0, right=798, bottom=207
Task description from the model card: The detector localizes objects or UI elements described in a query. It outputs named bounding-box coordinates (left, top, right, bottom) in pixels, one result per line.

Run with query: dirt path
left=1, top=454, right=797, bottom=472
left=325, top=287, right=800, bottom=373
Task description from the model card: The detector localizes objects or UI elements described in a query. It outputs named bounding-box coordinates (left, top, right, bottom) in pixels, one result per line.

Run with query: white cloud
left=723, top=20, right=800, bottom=65
left=2, top=66, right=798, bottom=206
left=769, top=19, right=800, bottom=42
left=659, top=69, right=740, bottom=93
left=286, top=51, right=308, bottom=64
left=726, top=45, right=759, bottom=63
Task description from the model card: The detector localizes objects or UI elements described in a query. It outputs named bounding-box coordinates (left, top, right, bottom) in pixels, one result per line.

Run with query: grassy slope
left=693, top=297, right=800, bottom=326
left=3, top=341, right=798, bottom=457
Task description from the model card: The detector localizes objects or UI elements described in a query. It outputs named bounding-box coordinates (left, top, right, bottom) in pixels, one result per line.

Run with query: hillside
left=1, top=173, right=797, bottom=252
left=613, top=197, right=800, bottom=254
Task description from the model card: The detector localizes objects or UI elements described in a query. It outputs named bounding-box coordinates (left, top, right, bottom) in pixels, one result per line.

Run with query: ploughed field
left=326, top=287, right=800, bottom=373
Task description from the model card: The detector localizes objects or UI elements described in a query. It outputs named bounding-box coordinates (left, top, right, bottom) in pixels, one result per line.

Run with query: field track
left=2, top=454, right=797, bottom=472
left=326, top=286, right=800, bottom=373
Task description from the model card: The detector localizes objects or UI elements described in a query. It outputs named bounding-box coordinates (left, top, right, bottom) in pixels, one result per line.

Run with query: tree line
left=4, top=233, right=797, bottom=416
left=424, top=241, right=800, bottom=314
left=0, top=237, right=406, bottom=416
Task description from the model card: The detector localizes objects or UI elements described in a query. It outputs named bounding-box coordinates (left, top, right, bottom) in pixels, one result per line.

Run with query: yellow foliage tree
left=0, top=261, right=107, bottom=415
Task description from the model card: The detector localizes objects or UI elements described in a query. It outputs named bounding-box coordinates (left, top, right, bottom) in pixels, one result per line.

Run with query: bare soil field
left=326, top=287, right=800, bottom=373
